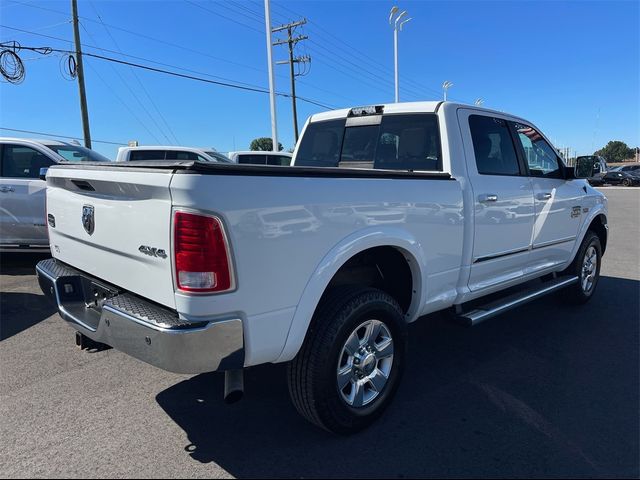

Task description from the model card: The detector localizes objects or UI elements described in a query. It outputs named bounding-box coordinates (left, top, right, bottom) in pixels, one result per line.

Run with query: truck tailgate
left=46, top=166, right=176, bottom=309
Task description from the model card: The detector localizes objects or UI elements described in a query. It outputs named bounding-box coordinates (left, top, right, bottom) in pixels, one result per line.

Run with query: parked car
left=0, top=137, right=110, bottom=250
left=116, top=146, right=231, bottom=163
left=37, top=102, right=607, bottom=434
left=600, top=170, right=640, bottom=186
left=227, top=150, right=292, bottom=166
left=615, top=163, right=640, bottom=174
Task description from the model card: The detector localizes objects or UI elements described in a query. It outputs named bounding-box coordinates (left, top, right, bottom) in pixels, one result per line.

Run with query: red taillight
left=174, top=211, right=233, bottom=293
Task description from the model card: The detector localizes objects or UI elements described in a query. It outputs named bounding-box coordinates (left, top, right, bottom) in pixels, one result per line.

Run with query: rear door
left=0, top=143, right=54, bottom=246
left=458, top=109, right=535, bottom=291
left=511, top=122, right=584, bottom=270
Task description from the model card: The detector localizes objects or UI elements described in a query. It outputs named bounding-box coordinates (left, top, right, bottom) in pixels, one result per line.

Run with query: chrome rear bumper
left=36, top=258, right=244, bottom=374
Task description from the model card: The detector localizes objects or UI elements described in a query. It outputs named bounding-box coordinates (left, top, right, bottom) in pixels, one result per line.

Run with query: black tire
left=287, top=286, right=407, bottom=434
left=622, top=178, right=632, bottom=187
left=564, top=231, right=602, bottom=304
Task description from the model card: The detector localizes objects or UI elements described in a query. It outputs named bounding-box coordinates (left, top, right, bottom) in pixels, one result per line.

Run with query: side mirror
left=39, top=167, right=48, bottom=181
left=574, top=158, right=594, bottom=179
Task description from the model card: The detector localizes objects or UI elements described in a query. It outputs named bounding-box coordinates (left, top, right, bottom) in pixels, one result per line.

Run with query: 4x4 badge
left=139, top=245, right=167, bottom=259
left=571, top=206, right=581, bottom=218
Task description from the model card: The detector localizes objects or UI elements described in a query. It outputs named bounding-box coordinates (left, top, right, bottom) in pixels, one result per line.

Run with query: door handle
left=478, top=194, right=498, bottom=203
left=537, top=192, right=552, bottom=201
left=0, top=186, right=14, bottom=193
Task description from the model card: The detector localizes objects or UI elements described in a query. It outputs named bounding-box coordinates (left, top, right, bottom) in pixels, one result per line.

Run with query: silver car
left=0, top=137, right=111, bottom=250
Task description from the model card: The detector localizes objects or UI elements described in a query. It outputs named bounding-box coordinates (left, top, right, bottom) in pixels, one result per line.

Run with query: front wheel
left=564, top=231, right=602, bottom=304
left=287, top=286, right=407, bottom=434
left=622, top=178, right=632, bottom=187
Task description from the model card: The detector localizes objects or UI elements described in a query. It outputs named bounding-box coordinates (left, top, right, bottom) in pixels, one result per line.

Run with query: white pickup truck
left=36, top=102, right=607, bottom=434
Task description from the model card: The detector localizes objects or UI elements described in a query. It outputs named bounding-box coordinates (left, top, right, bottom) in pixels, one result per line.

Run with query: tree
left=250, top=137, right=283, bottom=151
left=594, top=141, right=634, bottom=163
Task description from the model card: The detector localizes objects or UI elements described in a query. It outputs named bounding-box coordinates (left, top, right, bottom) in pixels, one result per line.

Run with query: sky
left=0, top=0, right=638, bottom=160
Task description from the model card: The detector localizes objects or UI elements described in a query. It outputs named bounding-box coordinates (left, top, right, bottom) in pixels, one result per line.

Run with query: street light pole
left=389, top=7, right=411, bottom=103
left=442, top=81, right=453, bottom=101
left=393, top=26, right=399, bottom=103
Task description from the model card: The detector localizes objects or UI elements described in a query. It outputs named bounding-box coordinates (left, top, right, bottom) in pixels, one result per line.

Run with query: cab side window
left=513, top=123, right=562, bottom=178
left=1, top=144, right=54, bottom=178
left=469, top=115, right=521, bottom=176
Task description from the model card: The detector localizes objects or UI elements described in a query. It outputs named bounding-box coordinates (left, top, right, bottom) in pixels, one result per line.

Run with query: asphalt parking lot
left=1, top=188, right=638, bottom=479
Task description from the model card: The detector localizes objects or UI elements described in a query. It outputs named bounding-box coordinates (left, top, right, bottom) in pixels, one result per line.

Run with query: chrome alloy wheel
left=337, top=319, right=394, bottom=408
left=581, top=245, right=598, bottom=293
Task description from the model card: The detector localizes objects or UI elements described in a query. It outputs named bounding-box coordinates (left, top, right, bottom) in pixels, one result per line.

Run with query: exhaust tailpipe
left=224, top=369, right=244, bottom=404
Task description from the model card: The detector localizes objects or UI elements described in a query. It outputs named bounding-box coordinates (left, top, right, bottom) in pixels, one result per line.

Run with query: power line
left=269, top=1, right=448, bottom=99
left=4, top=4, right=351, bottom=105
left=6, top=1, right=274, bottom=76
left=185, top=0, right=263, bottom=34
left=8, top=43, right=335, bottom=109
left=88, top=0, right=180, bottom=145
left=79, top=26, right=164, bottom=144
left=1, top=23, right=350, bottom=104
left=206, top=0, right=426, bottom=100
left=0, top=25, right=275, bottom=89
left=0, top=126, right=125, bottom=145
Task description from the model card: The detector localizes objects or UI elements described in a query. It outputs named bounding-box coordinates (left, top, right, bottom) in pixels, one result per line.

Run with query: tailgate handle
left=71, top=180, right=96, bottom=191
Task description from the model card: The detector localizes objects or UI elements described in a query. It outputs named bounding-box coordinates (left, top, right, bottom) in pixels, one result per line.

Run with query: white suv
left=0, top=137, right=110, bottom=250
left=116, top=146, right=231, bottom=163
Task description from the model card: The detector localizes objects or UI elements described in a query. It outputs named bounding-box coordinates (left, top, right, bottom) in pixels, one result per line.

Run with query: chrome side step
left=457, top=276, right=579, bottom=326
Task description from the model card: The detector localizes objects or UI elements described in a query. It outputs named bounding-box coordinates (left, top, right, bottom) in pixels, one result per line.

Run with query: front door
left=0, top=144, right=53, bottom=246
left=511, top=123, right=584, bottom=270
left=458, top=109, right=535, bottom=292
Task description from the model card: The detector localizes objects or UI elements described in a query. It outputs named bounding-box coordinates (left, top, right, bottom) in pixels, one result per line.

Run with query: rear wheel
left=287, top=286, right=407, bottom=434
left=622, top=178, right=632, bottom=187
left=564, top=231, right=602, bottom=304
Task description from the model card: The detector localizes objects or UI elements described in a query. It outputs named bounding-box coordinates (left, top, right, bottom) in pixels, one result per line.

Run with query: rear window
left=266, top=155, right=291, bottom=166
left=165, top=151, right=199, bottom=161
left=237, top=154, right=268, bottom=165
left=129, top=150, right=167, bottom=161
left=295, top=114, right=442, bottom=171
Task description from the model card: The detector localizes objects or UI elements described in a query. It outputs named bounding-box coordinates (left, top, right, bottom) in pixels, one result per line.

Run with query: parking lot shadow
left=157, top=275, right=639, bottom=478
left=0, top=252, right=51, bottom=276
left=0, top=292, right=56, bottom=340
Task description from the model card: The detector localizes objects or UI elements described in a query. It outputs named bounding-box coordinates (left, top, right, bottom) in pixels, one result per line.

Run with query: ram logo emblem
left=82, top=205, right=95, bottom=235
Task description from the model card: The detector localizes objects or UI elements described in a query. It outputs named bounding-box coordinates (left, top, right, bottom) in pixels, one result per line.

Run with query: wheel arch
left=275, top=227, right=426, bottom=363
left=588, top=213, right=608, bottom=254
left=564, top=207, right=608, bottom=271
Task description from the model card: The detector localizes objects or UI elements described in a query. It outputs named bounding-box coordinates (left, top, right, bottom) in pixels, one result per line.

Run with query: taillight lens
left=174, top=211, right=232, bottom=293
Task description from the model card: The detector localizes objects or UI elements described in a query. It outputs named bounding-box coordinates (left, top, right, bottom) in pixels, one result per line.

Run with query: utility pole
left=273, top=19, right=310, bottom=144
left=263, top=0, right=278, bottom=152
left=71, top=0, right=91, bottom=149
